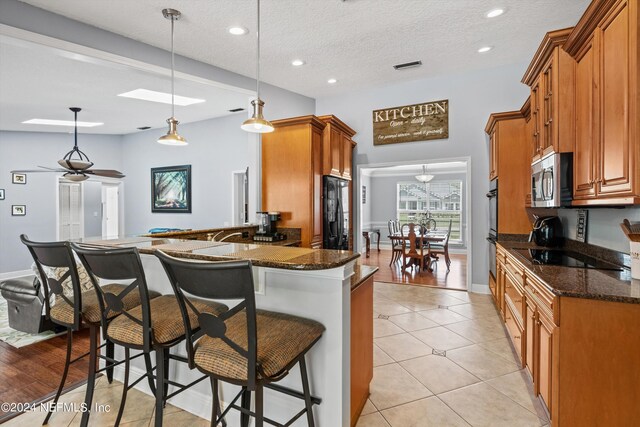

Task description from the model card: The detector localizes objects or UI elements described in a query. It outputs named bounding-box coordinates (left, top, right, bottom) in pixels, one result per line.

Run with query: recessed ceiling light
left=228, top=26, right=248, bottom=35
left=22, top=119, right=103, bottom=127
left=486, top=8, right=505, bottom=18
left=291, top=59, right=305, bottom=66
left=478, top=46, right=493, bottom=53
left=327, top=78, right=337, bottom=84
left=118, top=89, right=206, bottom=106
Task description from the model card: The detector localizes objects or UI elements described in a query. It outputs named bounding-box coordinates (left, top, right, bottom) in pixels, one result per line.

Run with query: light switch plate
left=576, top=209, right=588, bottom=243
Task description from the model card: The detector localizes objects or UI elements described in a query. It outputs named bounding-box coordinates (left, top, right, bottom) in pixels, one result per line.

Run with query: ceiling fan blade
left=38, top=165, right=70, bottom=171
left=85, top=169, right=126, bottom=178
left=11, top=168, right=67, bottom=173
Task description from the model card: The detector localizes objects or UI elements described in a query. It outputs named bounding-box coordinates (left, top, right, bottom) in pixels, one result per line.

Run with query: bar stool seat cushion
left=193, top=310, right=324, bottom=381
left=49, top=283, right=159, bottom=325
left=107, top=295, right=227, bottom=346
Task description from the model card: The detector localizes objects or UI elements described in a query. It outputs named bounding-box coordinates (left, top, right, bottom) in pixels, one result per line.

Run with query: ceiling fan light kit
left=242, top=0, right=274, bottom=134
left=158, top=8, right=188, bottom=145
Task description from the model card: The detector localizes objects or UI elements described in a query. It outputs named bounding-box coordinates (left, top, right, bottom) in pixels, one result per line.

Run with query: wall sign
left=373, top=99, right=449, bottom=145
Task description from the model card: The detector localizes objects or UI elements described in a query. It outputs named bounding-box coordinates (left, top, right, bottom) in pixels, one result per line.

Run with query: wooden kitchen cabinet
left=565, top=0, right=640, bottom=205
left=261, top=116, right=326, bottom=248
left=318, top=115, right=356, bottom=181
left=522, top=28, right=576, bottom=164
left=485, top=112, right=531, bottom=234
left=350, top=272, right=374, bottom=426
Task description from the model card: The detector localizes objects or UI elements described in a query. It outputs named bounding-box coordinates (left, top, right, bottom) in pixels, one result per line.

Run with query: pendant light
left=241, top=0, right=274, bottom=133
left=158, top=8, right=188, bottom=145
left=415, top=165, right=434, bottom=183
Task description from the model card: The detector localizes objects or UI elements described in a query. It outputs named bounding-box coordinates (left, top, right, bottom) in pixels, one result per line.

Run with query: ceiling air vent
left=137, top=126, right=151, bottom=130
left=229, top=108, right=245, bottom=113
left=393, top=60, right=422, bottom=70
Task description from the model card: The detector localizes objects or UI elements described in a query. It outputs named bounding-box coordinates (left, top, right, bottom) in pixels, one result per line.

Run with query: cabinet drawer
left=504, top=257, right=525, bottom=286
left=504, top=301, right=524, bottom=363
left=504, top=273, right=524, bottom=321
left=525, top=274, right=556, bottom=321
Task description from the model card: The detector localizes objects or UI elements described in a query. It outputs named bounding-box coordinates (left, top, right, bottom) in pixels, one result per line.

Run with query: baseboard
left=469, top=283, right=490, bottom=294
left=0, top=270, right=32, bottom=281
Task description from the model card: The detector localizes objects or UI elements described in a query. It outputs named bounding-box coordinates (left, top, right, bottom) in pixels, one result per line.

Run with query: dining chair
left=155, top=250, right=325, bottom=427
left=399, top=223, right=431, bottom=273
left=430, top=219, right=452, bottom=271
left=387, top=220, right=403, bottom=265
left=20, top=235, right=155, bottom=427
left=71, top=243, right=228, bottom=427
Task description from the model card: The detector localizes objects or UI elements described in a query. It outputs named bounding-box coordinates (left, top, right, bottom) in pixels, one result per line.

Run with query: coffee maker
left=254, top=212, right=286, bottom=242
left=529, top=215, right=564, bottom=247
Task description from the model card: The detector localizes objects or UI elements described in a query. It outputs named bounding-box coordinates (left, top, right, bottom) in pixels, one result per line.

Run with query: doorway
left=102, top=183, right=120, bottom=238
left=58, top=181, right=83, bottom=240
left=232, top=168, right=249, bottom=226
left=357, top=158, right=472, bottom=291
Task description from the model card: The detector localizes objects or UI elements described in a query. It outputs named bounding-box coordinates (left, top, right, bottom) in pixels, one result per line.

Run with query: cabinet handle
left=514, top=336, right=521, bottom=340
left=537, top=320, right=542, bottom=326
left=514, top=299, right=522, bottom=304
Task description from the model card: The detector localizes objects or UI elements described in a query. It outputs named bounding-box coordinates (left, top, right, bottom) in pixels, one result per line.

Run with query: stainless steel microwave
left=531, top=152, right=573, bottom=208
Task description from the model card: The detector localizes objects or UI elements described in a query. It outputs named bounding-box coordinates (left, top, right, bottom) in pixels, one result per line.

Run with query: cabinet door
left=311, top=126, right=324, bottom=248
left=531, top=79, right=543, bottom=162
left=597, top=1, right=634, bottom=197
left=342, top=134, right=353, bottom=180
left=330, top=127, right=342, bottom=178
left=574, top=36, right=598, bottom=199
left=489, top=129, right=498, bottom=180
left=538, top=314, right=554, bottom=413
left=541, top=56, right=556, bottom=157
left=525, top=302, right=536, bottom=383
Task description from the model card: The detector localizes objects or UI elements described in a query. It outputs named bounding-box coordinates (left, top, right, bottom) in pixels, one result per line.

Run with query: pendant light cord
left=74, top=109, right=78, bottom=148
left=256, top=0, right=261, bottom=100
left=171, top=15, right=175, bottom=118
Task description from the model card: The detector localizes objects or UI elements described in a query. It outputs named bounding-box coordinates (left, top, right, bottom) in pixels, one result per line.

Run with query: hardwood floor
left=0, top=329, right=91, bottom=423
left=361, top=249, right=467, bottom=290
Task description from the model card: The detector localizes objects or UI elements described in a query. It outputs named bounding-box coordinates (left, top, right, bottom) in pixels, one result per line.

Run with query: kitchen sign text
left=373, top=99, right=449, bottom=145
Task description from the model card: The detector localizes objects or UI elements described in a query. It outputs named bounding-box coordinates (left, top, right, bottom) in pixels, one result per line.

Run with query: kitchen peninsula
left=79, top=235, right=376, bottom=427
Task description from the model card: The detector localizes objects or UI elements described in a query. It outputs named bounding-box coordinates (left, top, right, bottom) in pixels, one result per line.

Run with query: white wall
left=317, top=63, right=530, bottom=286
left=0, top=131, right=123, bottom=272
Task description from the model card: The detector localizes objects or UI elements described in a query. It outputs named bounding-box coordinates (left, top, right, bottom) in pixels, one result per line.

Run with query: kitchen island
left=79, top=236, right=373, bottom=427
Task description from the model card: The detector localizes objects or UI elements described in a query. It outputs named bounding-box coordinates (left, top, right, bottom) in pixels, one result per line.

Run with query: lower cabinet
left=350, top=274, right=373, bottom=426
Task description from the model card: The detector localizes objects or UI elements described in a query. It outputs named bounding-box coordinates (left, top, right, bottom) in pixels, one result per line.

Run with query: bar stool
left=20, top=235, right=155, bottom=427
left=155, top=250, right=325, bottom=427
left=71, top=243, right=229, bottom=427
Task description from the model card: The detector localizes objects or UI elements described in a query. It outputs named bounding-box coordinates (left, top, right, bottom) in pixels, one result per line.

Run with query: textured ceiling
left=18, top=0, right=591, bottom=99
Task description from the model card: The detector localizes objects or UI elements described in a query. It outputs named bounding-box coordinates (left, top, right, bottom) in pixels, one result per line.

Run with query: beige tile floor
left=362, top=282, right=550, bottom=427
left=5, top=281, right=549, bottom=427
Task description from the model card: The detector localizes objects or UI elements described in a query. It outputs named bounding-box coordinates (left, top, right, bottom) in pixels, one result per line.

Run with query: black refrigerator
left=323, top=175, right=349, bottom=250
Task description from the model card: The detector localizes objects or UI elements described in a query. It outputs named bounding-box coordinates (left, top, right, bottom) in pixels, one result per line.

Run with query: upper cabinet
left=565, top=0, right=640, bottom=205
left=522, top=28, right=576, bottom=164
left=318, top=115, right=357, bottom=181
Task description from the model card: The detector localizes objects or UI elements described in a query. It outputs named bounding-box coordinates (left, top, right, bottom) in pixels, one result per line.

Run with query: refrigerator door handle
left=337, top=197, right=344, bottom=247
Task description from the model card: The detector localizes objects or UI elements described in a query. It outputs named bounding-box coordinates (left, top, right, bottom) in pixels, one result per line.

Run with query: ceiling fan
left=12, top=107, right=125, bottom=181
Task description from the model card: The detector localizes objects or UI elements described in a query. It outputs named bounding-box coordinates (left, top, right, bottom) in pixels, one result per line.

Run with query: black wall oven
left=487, top=179, right=498, bottom=279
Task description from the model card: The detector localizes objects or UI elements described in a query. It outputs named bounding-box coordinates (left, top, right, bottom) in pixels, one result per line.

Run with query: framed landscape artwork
left=12, top=205, right=26, bottom=216
left=151, top=165, right=192, bottom=213
left=12, top=173, right=26, bottom=184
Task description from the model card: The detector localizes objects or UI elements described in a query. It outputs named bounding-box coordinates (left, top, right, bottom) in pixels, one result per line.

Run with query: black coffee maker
left=529, top=215, right=564, bottom=247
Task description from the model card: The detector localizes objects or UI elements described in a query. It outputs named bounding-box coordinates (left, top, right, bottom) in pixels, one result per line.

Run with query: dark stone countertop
left=351, top=264, right=378, bottom=291
left=78, top=237, right=359, bottom=271
left=497, top=241, right=640, bottom=304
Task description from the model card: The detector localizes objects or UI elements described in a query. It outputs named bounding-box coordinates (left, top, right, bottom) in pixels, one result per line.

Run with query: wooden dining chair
left=387, top=220, right=403, bottom=265
left=400, top=223, right=431, bottom=273
left=430, top=219, right=452, bottom=271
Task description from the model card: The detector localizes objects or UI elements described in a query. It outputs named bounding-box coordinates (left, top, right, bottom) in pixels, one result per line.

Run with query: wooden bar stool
left=155, top=250, right=325, bottom=427
left=20, top=235, right=155, bottom=427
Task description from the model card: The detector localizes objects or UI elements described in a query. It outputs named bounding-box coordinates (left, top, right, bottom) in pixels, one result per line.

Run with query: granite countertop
left=78, top=237, right=359, bottom=271
left=141, top=226, right=252, bottom=238
left=351, top=264, right=378, bottom=291
left=497, top=241, right=639, bottom=304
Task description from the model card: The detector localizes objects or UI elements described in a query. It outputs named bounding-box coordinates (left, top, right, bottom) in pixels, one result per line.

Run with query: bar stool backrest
left=71, top=244, right=154, bottom=351
left=154, top=250, right=259, bottom=387
left=20, top=234, right=83, bottom=330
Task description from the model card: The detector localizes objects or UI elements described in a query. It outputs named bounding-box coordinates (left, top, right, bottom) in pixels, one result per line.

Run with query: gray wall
left=83, top=180, right=103, bottom=237
left=0, top=131, right=123, bottom=273
left=317, top=62, right=530, bottom=287
left=361, top=174, right=372, bottom=228
left=558, top=207, right=640, bottom=253
left=365, top=172, right=467, bottom=249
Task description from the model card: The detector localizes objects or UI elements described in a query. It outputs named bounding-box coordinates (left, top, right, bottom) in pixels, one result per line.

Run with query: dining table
left=389, top=226, right=448, bottom=272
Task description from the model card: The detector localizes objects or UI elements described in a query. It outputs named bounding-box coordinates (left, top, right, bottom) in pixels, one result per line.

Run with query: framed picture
left=0, top=189, right=4, bottom=200
left=12, top=173, right=26, bottom=185
left=362, top=185, right=367, bottom=204
left=12, top=205, right=26, bottom=216
left=151, top=165, right=192, bottom=213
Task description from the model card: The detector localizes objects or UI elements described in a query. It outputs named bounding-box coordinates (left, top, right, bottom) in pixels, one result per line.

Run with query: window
left=396, top=180, right=463, bottom=242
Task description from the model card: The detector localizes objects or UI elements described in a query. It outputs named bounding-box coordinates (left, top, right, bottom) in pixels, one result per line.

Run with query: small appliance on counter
left=253, top=211, right=287, bottom=242
left=529, top=215, right=564, bottom=247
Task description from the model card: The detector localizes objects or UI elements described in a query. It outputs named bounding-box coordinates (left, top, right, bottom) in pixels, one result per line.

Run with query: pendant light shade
left=242, top=0, right=273, bottom=134
left=415, top=165, right=434, bottom=183
left=158, top=8, right=187, bottom=145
